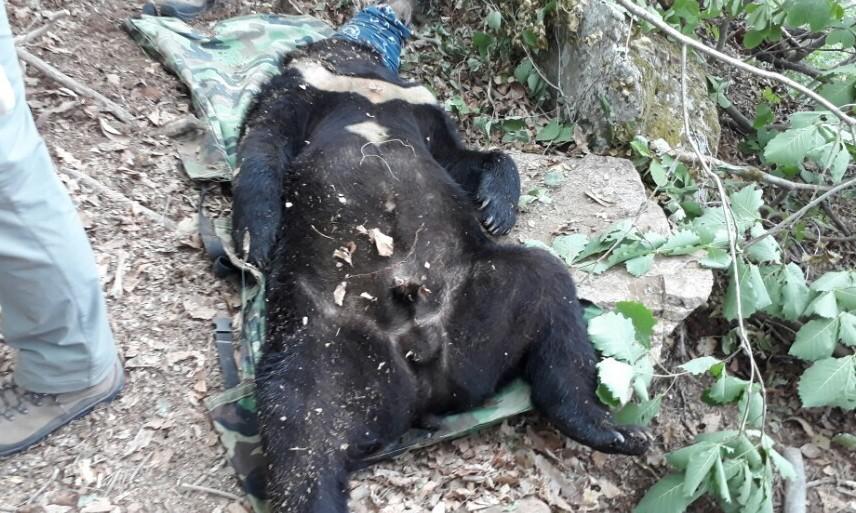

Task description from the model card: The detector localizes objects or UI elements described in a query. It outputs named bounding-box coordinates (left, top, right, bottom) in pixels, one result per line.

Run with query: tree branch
left=745, top=177, right=856, bottom=248
left=722, top=102, right=755, bottom=134
left=669, top=150, right=834, bottom=192
left=613, top=0, right=856, bottom=127
left=754, top=51, right=823, bottom=80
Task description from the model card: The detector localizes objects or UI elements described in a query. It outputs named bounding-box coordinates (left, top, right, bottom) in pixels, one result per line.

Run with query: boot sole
left=0, top=361, right=126, bottom=458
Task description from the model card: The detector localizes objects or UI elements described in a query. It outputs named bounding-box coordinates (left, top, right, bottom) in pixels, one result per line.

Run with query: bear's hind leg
left=256, top=334, right=417, bottom=513
left=525, top=307, right=650, bottom=456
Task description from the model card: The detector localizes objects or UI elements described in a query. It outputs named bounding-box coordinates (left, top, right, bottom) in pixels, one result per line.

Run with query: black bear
left=231, top=3, right=650, bottom=512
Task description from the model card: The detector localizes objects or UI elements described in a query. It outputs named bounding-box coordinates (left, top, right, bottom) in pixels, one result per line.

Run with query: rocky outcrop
left=510, top=152, right=714, bottom=357
left=540, top=0, right=720, bottom=153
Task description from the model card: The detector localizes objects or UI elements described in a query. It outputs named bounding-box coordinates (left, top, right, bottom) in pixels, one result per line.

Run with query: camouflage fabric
left=125, top=13, right=334, bottom=173
left=126, top=14, right=535, bottom=513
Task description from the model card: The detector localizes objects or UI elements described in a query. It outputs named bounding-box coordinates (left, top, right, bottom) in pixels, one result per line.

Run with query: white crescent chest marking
left=292, top=60, right=437, bottom=106
left=345, top=121, right=390, bottom=141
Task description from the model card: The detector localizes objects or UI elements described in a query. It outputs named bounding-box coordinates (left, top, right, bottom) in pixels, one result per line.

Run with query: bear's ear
left=391, top=277, right=431, bottom=303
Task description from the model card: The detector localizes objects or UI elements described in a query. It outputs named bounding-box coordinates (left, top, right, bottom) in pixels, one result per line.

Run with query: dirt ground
left=0, top=1, right=855, bottom=512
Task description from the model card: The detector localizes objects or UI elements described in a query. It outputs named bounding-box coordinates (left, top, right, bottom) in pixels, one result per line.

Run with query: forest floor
left=0, top=0, right=854, bottom=512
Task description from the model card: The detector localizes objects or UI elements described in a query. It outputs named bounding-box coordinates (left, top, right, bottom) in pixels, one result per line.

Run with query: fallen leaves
left=334, top=281, right=348, bottom=306
left=357, top=225, right=394, bottom=257
left=334, top=242, right=356, bottom=266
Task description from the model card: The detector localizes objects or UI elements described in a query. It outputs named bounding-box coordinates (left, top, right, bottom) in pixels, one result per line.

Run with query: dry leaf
left=80, top=499, right=115, bottom=513
left=368, top=228, right=394, bottom=257
left=183, top=298, right=216, bottom=320
left=334, top=281, right=348, bottom=306
left=333, top=246, right=353, bottom=266
left=166, top=350, right=203, bottom=366
left=99, top=117, right=122, bottom=136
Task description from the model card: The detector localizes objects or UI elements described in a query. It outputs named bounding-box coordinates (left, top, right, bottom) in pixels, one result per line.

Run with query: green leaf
left=737, top=388, right=764, bottom=429
left=615, top=301, right=656, bottom=347
left=827, top=28, right=856, bottom=47
left=808, top=141, right=851, bottom=183
left=514, top=59, right=533, bottom=84
left=839, top=312, right=856, bottom=346
left=552, top=234, right=587, bottom=265
left=486, top=10, right=502, bottom=31
left=786, top=0, right=836, bottom=31
left=746, top=224, right=781, bottom=264
left=597, top=357, right=635, bottom=406
left=790, top=317, right=840, bottom=361
left=693, top=207, right=728, bottom=246
left=811, top=271, right=853, bottom=292
left=768, top=448, right=797, bottom=481
left=753, top=103, right=774, bottom=130
left=700, top=248, right=731, bottom=269
left=683, top=444, right=720, bottom=496
left=472, top=31, right=494, bottom=57
left=832, top=433, right=856, bottom=449
left=817, top=77, right=856, bottom=109
left=804, top=291, right=839, bottom=318
left=713, top=455, right=732, bottom=503
left=729, top=186, right=763, bottom=233
left=703, top=374, right=749, bottom=405
left=536, top=119, right=562, bottom=142
left=521, top=29, right=540, bottom=48
left=544, top=169, right=565, bottom=187
left=781, top=263, right=811, bottom=321
left=626, top=254, right=655, bottom=277
left=634, top=474, right=703, bottom=513
left=587, top=312, right=642, bottom=362
left=679, top=356, right=722, bottom=375
left=798, top=356, right=856, bottom=407
left=615, top=395, right=663, bottom=426
left=723, top=262, right=772, bottom=320
left=501, top=117, right=526, bottom=132
left=763, top=126, right=826, bottom=172
left=631, top=136, right=652, bottom=158
left=834, top=287, right=856, bottom=310
left=658, top=229, right=702, bottom=255
left=649, top=159, right=668, bottom=187
left=743, top=29, right=767, bottom=49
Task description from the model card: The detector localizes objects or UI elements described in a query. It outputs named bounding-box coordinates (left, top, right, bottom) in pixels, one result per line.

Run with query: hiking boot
left=0, top=359, right=125, bottom=457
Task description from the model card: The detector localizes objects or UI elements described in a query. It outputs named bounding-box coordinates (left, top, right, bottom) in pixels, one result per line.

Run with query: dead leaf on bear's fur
left=334, top=281, right=348, bottom=306
left=356, top=225, right=394, bottom=256
left=369, top=228, right=394, bottom=257
left=334, top=246, right=354, bottom=266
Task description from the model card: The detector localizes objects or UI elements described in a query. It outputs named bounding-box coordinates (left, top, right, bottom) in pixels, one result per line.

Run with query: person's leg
left=0, top=3, right=116, bottom=393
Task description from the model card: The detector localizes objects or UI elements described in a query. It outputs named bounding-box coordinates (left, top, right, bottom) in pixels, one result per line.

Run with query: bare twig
left=58, top=166, right=178, bottom=230
left=14, top=10, right=69, bottom=45
left=821, top=201, right=851, bottom=236
left=715, top=16, right=730, bottom=52
left=16, top=48, right=135, bottom=124
left=680, top=44, right=765, bottom=434
left=180, top=482, right=243, bottom=501
left=669, top=150, right=834, bottom=192
left=721, top=103, right=755, bottom=134
left=754, top=51, right=823, bottom=79
left=614, top=0, right=856, bottom=127
left=783, top=447, right=807, bottom=513
left=745, top=177, right=856, bottom=248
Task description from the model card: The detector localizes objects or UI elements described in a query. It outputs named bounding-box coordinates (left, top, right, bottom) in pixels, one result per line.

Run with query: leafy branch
left=614, top=0, right=856, bottom=128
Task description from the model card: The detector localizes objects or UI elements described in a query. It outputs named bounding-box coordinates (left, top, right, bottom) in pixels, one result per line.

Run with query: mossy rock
left=540, top=0, right=720, bottom=153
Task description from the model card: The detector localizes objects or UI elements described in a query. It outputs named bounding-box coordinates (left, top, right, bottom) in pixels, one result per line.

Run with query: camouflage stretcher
left=125, top=14, right=534, bottom=512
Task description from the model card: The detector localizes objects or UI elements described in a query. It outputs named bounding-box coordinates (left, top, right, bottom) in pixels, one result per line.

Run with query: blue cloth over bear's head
left=332, top=4, right=412, bottom=74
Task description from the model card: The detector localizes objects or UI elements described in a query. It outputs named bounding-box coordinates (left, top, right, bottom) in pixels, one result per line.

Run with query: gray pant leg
left=0, top=2, right=117, bottom=393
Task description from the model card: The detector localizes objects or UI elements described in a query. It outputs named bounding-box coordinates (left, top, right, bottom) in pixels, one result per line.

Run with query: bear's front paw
left=476, top=153, right=520, bottom=236
left=607, top=425, right=652, bottom=456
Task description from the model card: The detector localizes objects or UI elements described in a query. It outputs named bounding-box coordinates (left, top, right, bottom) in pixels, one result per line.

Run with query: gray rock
left=540, top=0, right=720, bottom=152
left=509, top=152, right=713, bottom=357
